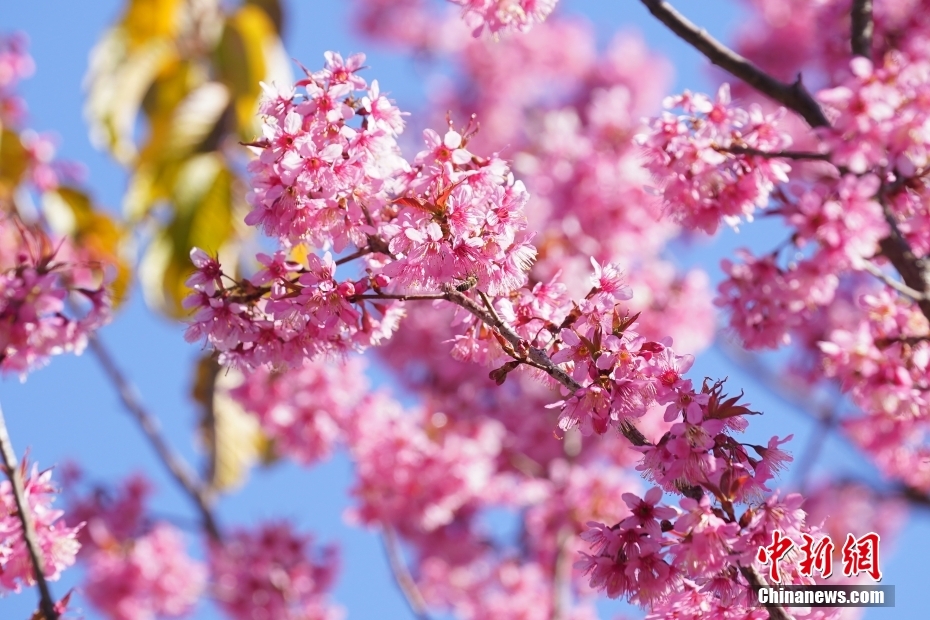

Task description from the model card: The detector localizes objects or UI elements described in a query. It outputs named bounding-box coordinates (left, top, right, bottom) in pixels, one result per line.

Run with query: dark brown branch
left=876, top=196, right=930, bottom=322
left=900, top=484, right=930, bottom=510
left=716, top=144, right=831, bottom=161
left=740, top=566, right=798, bottom=620
left=382, top=526, right=432, bottom=620
left=0, top=400, right=59, bottom=620
left=87, top=335, right=221, bottom=541
left=639, top=0, right=830, bottom=128
left=851, top=0, right=874, bottom=58
left=351, top=293, right=446, bottom=301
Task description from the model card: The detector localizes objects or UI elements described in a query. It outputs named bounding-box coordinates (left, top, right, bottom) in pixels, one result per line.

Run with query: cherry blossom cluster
left=0, top=461, right=80, bottom=594
left=185, top=55, right=538, bottom=368
left=0, top=32, right=33, bottom=124
left=182, top=47, right=822, bottom=619
left=449, top=0, right=559, bottom=36
left=715, top=249, right=839, bottom=350
left=243, top=51, right=406, bottom=249
left=634, top=4, right=930, bottom=535
left=346, top=393, right=509, bottom=533
left=637, top=85, right=793, bottom=234
left=576, top=490, right=840, bottom=618
left=0, top=217, right=111, bottom=376
left=731, top=0, right=930, bottom=106
left=812, top=287, right=930, bottom=492
left=209, top=521, right=341, bottom=620
left=64, top=472, right=205, bottom=620
left=229, top=355, right=367, bottom=465
left=819, top=53, right=930, bottom=175
left=351, top=0, right=562, bottom=50
left=0, top=35, right=110, bottom=378
left=417, top=22, right=718, bottom=356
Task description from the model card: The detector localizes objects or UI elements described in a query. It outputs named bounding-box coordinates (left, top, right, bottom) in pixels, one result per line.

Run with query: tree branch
left=359, top=287, right=651, bottom=447
left=739, top=565, right=798, bottom=620
left=86, top=335, right=221, bottom=541
left=335, top=246, right=373, bottom=266
left=0, top=399, right=59, bottom=620
left=875, top=195, right=930, bottom=322
left=638, top=0, right=830, bottom=128
left=439, top=286, right=583, bottom=393
left=851, top=0, right=874, bottom=58
left=715, top=145, right=831, bottom=161
left=859, top=259, right=930, bottom=302
left=381, top=525, right=433, bottom=620
left=551, top=525, right=572, bottom=620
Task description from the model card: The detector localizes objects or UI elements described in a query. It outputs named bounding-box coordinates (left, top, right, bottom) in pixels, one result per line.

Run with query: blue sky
left=0, top=1, right=923, bottom=618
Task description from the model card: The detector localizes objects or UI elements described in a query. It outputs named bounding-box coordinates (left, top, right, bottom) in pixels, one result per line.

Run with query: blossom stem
left=638, top=0, right=830, bottom=128
left=86, top=335, right=222, bottom=541
left=381, top=525, right=433, bottom=620
left=851, top=0, right=874, bottom=58
left=334, top=247, right=372, bottom=265
left=0, top=399, right=58, bottom=620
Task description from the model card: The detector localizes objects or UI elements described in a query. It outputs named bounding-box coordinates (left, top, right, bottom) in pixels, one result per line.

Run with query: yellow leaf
left=0, top=127, right=28, bottom=200
left=84, top=32, right=177, bottom=163
left=245, top=0, right=285, bottom=34
left=191, top=355, right=269, bottom=492
left=214, top=4, right=292, bottom=139
left=42, top=187, right=133, bottom=307
left=163, top=81, right=231, bottom=157
left=120, top=0, right=185, bottom=45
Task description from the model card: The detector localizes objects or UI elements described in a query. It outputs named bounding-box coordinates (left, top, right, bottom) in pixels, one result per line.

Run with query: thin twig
left=335, top=246, right=372, bottom=266
left=850, top=0, right=874, bottom=58
left=440, top=286, right=583, bottom=393
left=359, top=287, right=651, bottom=446
left=478, top=289, right=503, bottom=325
left=86, top=335, right=221, bottom=540
left=794, top=409, right=836, bottom=493
left=381, top=525, right=432, bottom=620
left=639, top=0, right=830, bottom=128
left=352, top=293, right=446, bottom=301
left=0, top=400, right=59, bottom=620
left=859, top=260, right=929, bottom=302
left=551, top=525, right=572, bottom=620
